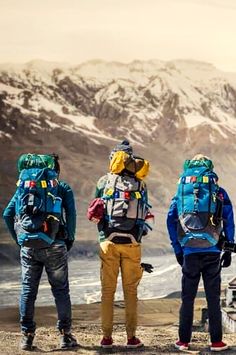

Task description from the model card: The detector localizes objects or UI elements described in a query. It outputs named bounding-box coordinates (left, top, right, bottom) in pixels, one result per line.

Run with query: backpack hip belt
left=107, top=232, right=139, bottom=244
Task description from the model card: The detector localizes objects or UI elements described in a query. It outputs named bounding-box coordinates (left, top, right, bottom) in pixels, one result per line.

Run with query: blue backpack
left=14, top=156, right=62, bottom=248
left=176, top=159, right=222, bottom=248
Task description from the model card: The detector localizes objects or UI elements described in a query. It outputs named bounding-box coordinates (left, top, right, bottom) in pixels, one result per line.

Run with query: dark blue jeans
left=20, top=243, right=71, bottom=334
left=179, top=253, right=222, bottom=343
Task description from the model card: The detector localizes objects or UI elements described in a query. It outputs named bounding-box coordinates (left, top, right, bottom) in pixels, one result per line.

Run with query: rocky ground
left=0, top=299, right=236, bottom=354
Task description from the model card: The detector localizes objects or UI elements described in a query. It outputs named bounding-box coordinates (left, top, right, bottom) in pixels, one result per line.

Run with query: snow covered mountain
left=1, top=59, right=236, bottom=245
left=1, top=59, right=236, bottom=144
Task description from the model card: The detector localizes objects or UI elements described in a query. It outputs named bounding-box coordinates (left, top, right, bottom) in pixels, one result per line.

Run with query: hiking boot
left=20, top=333, right=35, bottom=351
left=175, top=340, right=189, bottom=350
left=127, top=336, right=144, bottom=348
left=60, top=333, right=78, bottom=349
left=210, top=341, right=228, bottom=352
left=100, top=336, right=113, bottom=348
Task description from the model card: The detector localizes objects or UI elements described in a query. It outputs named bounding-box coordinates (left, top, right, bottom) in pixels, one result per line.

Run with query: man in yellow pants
left=93, top=140, right=151, bottom=349
left=100, top=241, right=143, bottom=347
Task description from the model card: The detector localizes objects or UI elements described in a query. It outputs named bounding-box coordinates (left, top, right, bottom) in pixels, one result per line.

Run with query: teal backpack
left=176, top=159, right=222, bottom=248
left=14, top=154, right=62, bottom=248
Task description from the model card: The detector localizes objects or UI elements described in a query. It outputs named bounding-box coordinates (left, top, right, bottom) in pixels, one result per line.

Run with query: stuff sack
left=135, top=158, right=149, bottom=180
left=87, top=198, right=105, bottom=221
left=17, top=153, right=55, bottom=172
left=109, top=150, right=150, bottom=180
left=176, top=159, right=222, bottom=248
left=109, top=151, right=133, bottom=174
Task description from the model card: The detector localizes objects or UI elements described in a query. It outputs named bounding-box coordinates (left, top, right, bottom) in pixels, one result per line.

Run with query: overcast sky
left=1, top=0, right=236, bottom=71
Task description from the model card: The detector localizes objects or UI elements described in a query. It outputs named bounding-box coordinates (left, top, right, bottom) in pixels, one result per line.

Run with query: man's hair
left=51, top=153, right=60, bottom=175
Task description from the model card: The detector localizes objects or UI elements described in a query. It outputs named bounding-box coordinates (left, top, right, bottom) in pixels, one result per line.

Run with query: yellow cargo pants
left=99, top=241, right=143, bottom=338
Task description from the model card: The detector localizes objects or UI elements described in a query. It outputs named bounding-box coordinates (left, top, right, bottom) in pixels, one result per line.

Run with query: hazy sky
left=1, top=0, right=236, bottom=71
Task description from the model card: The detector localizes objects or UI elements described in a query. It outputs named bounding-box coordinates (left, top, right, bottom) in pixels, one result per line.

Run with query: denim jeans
left=20, top=243, right=71, bottom=334
left=179, top=253, right=222, bottom=343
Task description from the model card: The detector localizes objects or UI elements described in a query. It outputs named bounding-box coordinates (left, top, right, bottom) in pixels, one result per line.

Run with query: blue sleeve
left=220, top=187, right=235, bottom=242
left=166, top=197, right=182, bottom=255
left=2, top=193, right=18, bottom=243
left=59, top=181, right=76, bottom=241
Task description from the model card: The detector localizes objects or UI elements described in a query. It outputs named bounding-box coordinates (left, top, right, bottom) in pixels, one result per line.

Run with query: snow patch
left=0, top=83, right=22, bottom=95
left=45, top=119, right=61, bottom=129
left=38, top=97, right=100, bottom=132
left=185, top=113, right=208, bottom=128
left=185, top=112, right=233, bottom=139
left=65, top=114, right=98, bottom=131
left=0, top=131, right=12, bottom=139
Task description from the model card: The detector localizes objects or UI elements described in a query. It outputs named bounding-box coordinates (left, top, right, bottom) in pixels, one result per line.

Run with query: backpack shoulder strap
left=103, top=173, right=120, bottom=197
left=96, top=174, right=110, bottom=198
left=140, top=180, right=147, bottom=190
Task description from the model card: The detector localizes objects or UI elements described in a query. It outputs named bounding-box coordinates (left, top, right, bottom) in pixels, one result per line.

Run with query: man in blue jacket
left=3, top=154, right=78, bottom=351
left=167, top=154, right=235, bottom=352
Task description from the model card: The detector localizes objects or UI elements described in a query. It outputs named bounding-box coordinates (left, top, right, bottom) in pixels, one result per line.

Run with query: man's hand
left=141, top=263, right=154, bottom=273
left=176, top=252, right=184, bottom=266
left=221, top=251, right=232, bottom=268
left=91, top=217, right=100, bottom=224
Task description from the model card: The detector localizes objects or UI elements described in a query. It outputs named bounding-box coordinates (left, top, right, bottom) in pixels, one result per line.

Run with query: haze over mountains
left=1, top=58, right=236, bottom=251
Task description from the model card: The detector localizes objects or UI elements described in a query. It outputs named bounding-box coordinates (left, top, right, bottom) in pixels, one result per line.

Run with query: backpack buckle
left=210, top=215, right=216, bottom=226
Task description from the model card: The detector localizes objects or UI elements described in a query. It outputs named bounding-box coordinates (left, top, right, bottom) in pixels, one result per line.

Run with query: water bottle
left=99, top=231, right=106, bottom=243
left=145, top=211, right=155, bottom=230
left=53, top=197, right=62, bottom=214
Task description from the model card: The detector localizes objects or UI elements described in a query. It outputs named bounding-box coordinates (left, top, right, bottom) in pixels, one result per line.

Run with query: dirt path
left=0, top=299, right=235, bottom=354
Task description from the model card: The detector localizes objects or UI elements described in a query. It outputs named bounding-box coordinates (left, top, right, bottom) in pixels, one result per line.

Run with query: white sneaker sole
left=210, top=345, right=228, bottom=352
left=127, top=343, right=144, bottom=348
left=61, top=343, right=78, bottom=349
left=175, top=344, right=189, bottom=351
left=101, top=345, right=113, bottom=349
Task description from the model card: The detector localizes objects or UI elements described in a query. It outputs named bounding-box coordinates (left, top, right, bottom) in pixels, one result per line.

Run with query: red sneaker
left=100, top=337, right=113, bottom=348
left=127, top=337, right=144, bottom=348
left=175, top=340, right=189, bottom=350
left=210, top=341, right=228, bottom=352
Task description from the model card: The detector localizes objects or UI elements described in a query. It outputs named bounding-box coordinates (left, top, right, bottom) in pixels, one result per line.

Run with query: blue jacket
left=167, top=187, right=235, bottom=255
left=3, top=180, right=76, bottom=244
